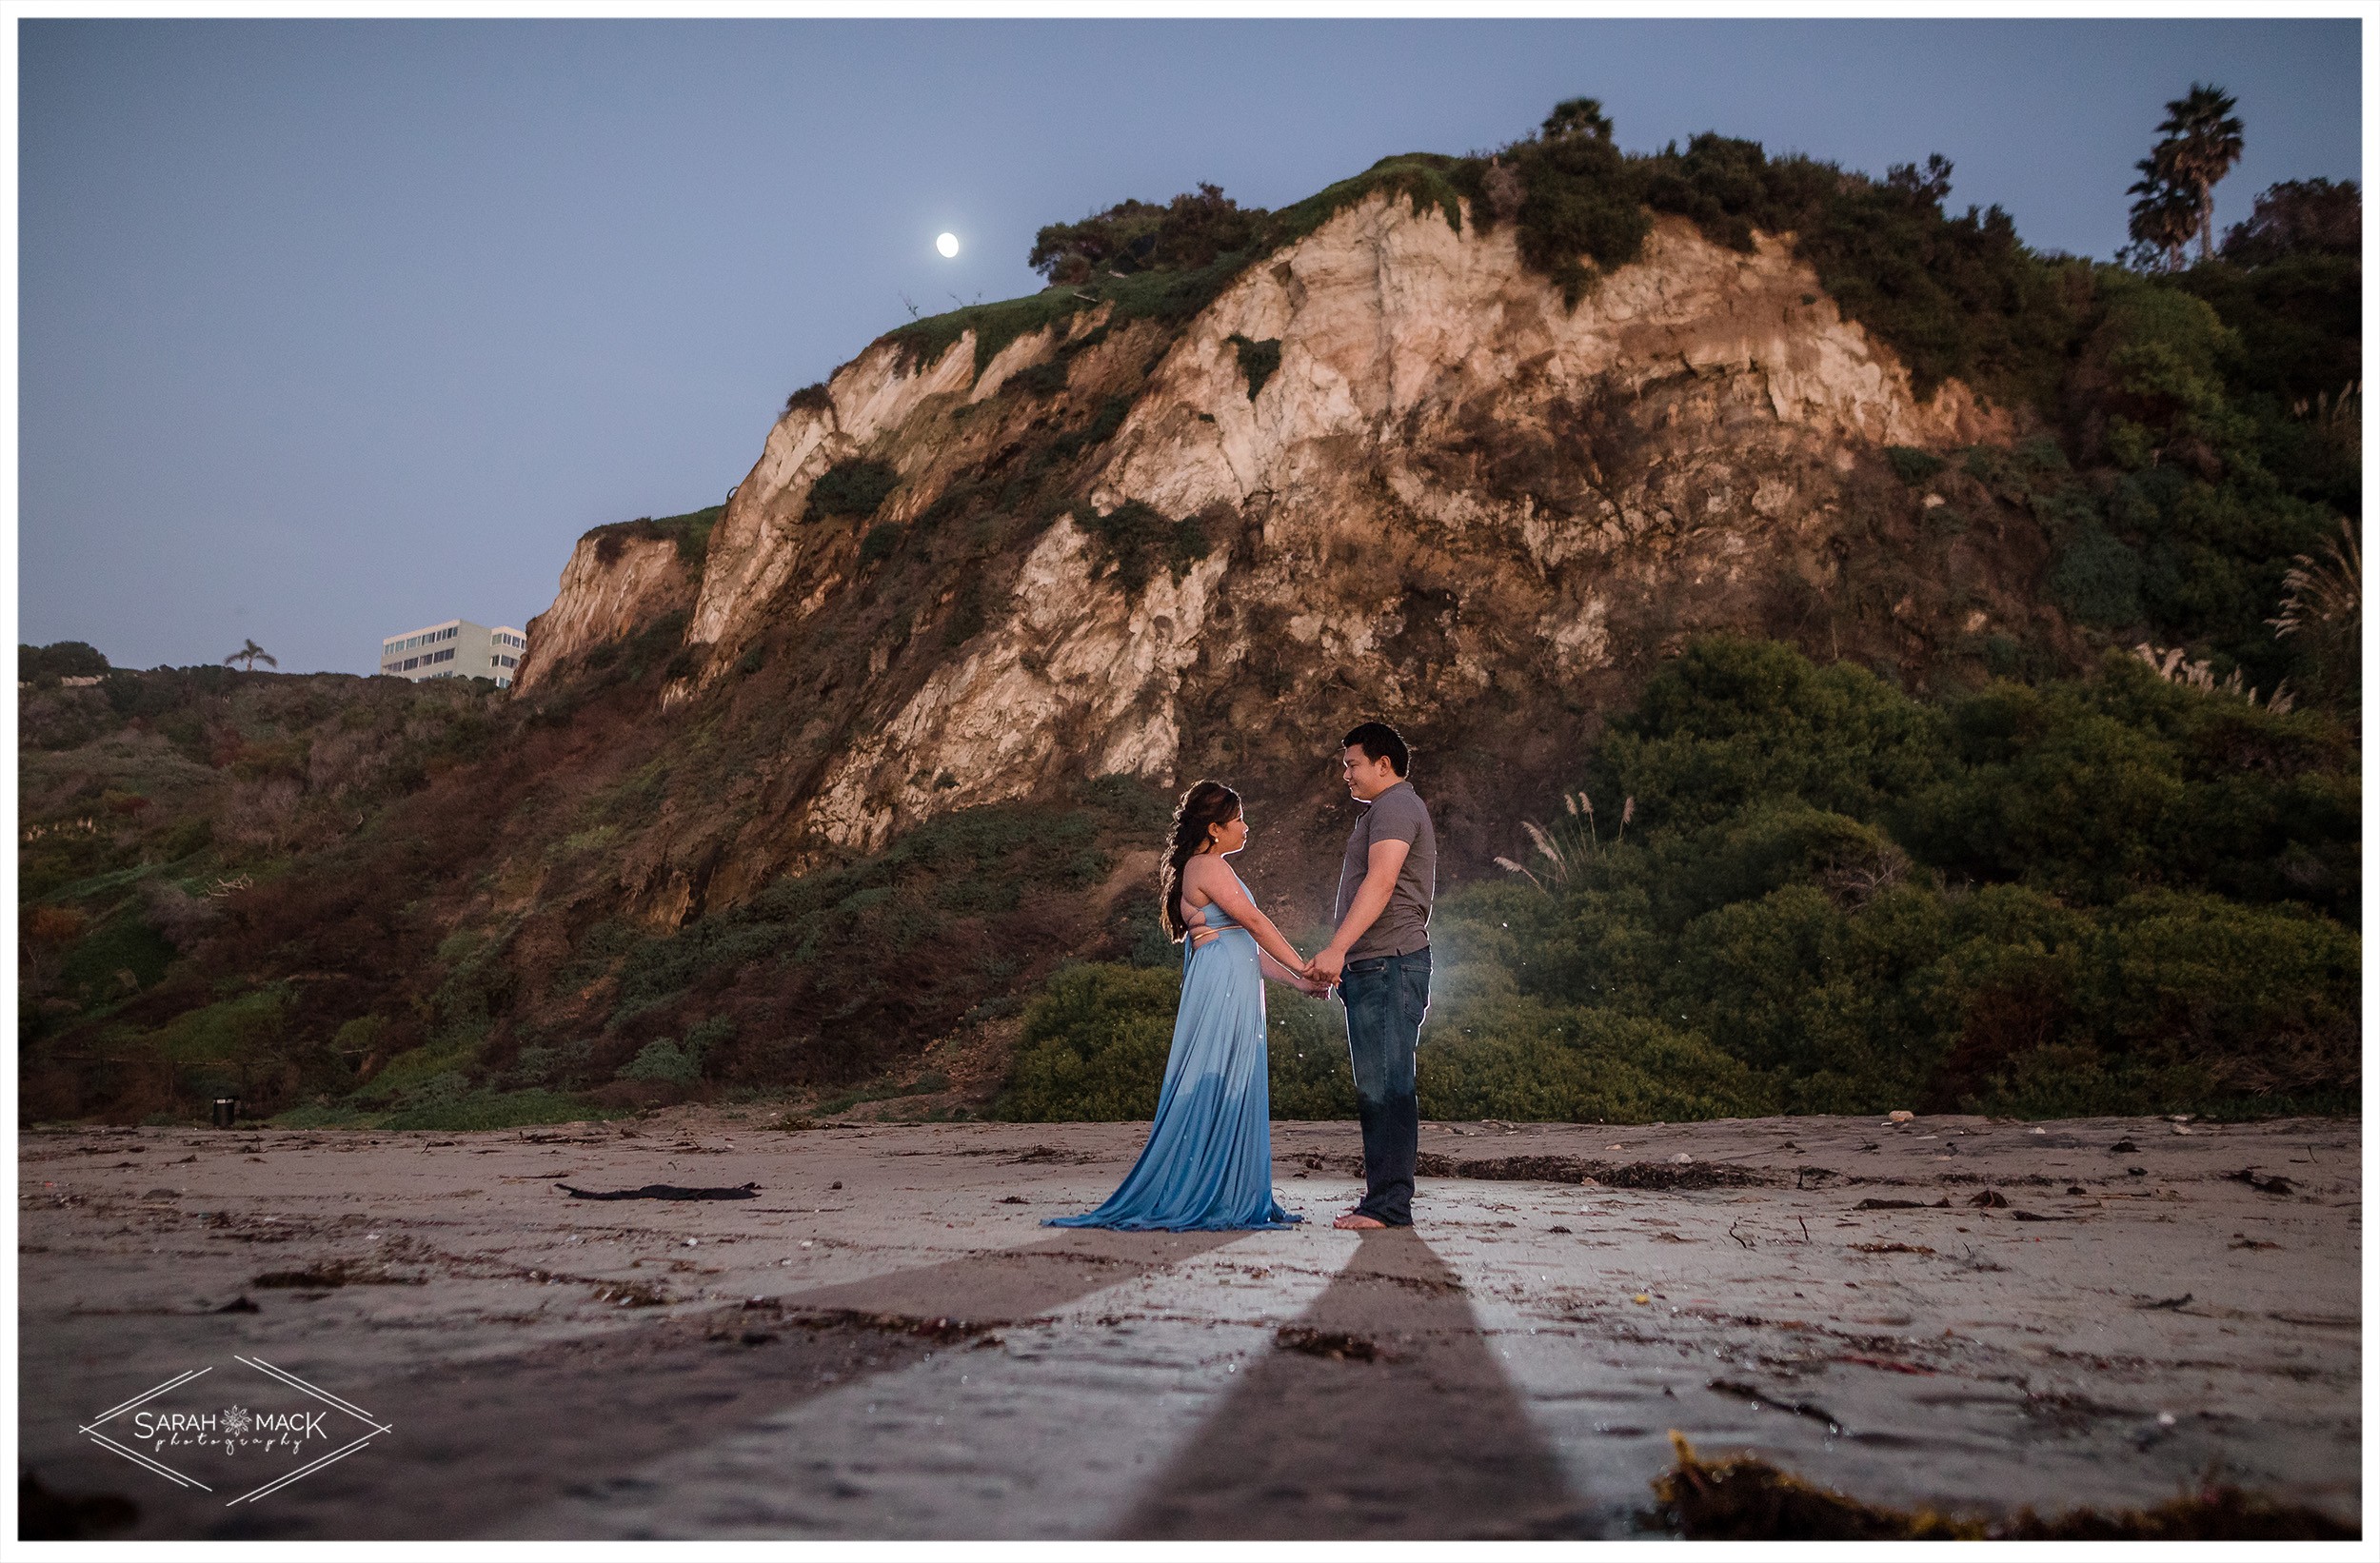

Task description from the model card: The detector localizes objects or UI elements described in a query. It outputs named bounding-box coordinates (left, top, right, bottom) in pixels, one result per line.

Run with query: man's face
left=1340, top=745, right=1398, bottom=801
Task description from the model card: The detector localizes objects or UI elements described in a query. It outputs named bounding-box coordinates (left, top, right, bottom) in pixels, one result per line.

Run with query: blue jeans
left=1339, top=946, right=1430, bottom=1225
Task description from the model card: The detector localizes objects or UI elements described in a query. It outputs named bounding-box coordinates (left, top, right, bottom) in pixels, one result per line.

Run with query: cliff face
left=515, top=531, right=695, bottom=693
left=525, top=192, right=2051, bottom=920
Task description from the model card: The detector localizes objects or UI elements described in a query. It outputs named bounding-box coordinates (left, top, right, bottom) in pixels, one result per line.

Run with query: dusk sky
left=18, top=18, right=2362, bottom=676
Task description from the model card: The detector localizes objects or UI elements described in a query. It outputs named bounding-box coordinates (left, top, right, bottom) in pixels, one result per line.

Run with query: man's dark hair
left=1341, top=721, right=1411, bottom=778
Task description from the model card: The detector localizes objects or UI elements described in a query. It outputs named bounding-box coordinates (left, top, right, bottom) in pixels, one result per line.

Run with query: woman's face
left=1207, top=808, right=1249, bottom=855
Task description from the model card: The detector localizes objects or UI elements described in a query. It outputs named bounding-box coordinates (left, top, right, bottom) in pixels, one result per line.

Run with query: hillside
left=20, top=108, right=2359, bottom=1128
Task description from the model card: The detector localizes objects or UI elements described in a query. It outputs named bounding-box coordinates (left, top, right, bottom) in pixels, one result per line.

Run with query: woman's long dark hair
left=1160, top=780, right=1241, bottom=940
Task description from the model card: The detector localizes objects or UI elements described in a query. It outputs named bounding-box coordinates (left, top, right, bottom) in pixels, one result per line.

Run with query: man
left=1306, top=721, right=1436, bottom=1230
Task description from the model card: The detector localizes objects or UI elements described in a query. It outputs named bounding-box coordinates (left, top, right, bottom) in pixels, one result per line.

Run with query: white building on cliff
left=377, top=619, right=526, bottom=688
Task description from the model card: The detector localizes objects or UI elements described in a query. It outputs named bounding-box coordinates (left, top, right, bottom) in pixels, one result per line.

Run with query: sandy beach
left=19, top=1109, right=2360, bottom=1538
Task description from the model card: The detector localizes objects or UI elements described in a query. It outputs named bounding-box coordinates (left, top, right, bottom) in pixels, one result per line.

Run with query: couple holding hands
left=1048, top=722, right=1436, bottom=1234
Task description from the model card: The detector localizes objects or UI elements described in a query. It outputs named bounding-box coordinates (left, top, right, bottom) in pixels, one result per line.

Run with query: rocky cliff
left=515, top=528, right=700, bottom=693
left=524, top=192, right=2050, bottom=916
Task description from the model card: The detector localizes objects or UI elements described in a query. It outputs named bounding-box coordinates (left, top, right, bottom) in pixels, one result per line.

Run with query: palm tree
left=2126, top=149, right=2201, bottom=271
left=224, top=638, right=277, bottom=673
left=2153, top=83, right=2245, bottom=264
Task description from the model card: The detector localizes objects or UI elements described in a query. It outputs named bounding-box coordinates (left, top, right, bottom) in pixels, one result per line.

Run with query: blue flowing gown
left=1045, top=883, right=1302, bottom=1232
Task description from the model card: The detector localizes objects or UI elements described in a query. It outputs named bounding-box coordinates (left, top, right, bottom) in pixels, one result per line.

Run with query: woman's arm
left=1192, top=863, right=1309, bottom=976
left=1257, top=948, right=1327, bottom=993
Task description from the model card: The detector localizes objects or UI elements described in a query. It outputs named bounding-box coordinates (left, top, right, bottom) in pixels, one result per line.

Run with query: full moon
left=936, top=231, right=961, bottom=258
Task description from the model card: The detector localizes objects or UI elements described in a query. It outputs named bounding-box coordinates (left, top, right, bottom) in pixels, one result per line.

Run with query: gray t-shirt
left=1334, top=780, right=1436, bottom=960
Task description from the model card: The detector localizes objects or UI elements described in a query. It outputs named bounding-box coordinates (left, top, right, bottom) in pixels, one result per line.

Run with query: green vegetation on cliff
left=582, top=504, right=725, bottom=569
left=1001, top=639, right=2358, bottom=1123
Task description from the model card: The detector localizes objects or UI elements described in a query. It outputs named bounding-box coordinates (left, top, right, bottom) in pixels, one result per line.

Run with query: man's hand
left=1307, top=945, right=1345, bottom=986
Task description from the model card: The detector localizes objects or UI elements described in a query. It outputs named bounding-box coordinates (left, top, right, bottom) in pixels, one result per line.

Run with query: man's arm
left=1309, top=838, right=1409, bottom=985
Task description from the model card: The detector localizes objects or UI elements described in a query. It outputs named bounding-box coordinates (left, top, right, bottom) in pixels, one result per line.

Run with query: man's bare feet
left=1332, top=1211, right=1388, bottom=1230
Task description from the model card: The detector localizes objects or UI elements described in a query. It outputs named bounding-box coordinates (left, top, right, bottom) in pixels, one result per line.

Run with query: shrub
left=806, top=459, right=901, bottom=523
left=582, top=505, right=723, bottom=570
left=991, top=963, right=1180, bottom=1120
left=1011, top=358, right=1070, bottom=399
left=380, top=1087, right=625, bottom=1133
left=2080, top=890, right=2358, bottom=1096
left=1510, top=125, right=1655, bottom=307
left=993, top=962, right=1359, bottom=1121
left=1884, top=445, right=1947, bottom=485
left=2218, top=178, right=2361, bottom=267
left=1030, top=183, right=1264, bottom=285
left=2049, top=526, right=2147, bottom=626
left=1228, top=335, right=1281, bottom=400
left=1593, top=637, right=1950, bottom=834
left=1395, top=637, right=2355, bottom=1125
left=57, top=906, right=176, bottom=1006
left=1080, top=500, right=1211, bottom=594
left=618, top=1037, right=703, bottom=1085
left=1422, top=999, right=1776, bottom=1121
left=858, top=523, right=902, bottom=567
left=1267, top=987, right=1359, bottom=1119
left=19, top=641, right=110, bottom=683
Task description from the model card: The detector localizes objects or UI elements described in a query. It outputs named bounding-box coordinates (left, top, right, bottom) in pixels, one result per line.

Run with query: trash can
left=211, top=1098, right=238, bottom=1128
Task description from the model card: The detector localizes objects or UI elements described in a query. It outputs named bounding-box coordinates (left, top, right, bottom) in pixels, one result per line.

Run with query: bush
left=1884, top=445, right=1947, bottom=485
left=2049, top=526, right=2147, bottom=627
left=1297, top=635, right=2355, bottom=1127
left=1509, top=124, right=1655, bottom=307
left=1080, top=501, right=1211, bottom=594
left=379, top=1087, right=626, bottom=1133
left=806, top=459, right=900, bottom=523
left=1421, top=999, right=1776, bottom=1121
left=585, top=791, right=1154, bottom=1094
left=2218, top=178, right=2361, bottom=267
left=993, top=963, right=1360, bottom=1121
left=19, top=641, right=110, bottom=683
left=1266, top=987, right=1359, bottom=1119
left=1030, top=182, right=1265, bottom=285
left=1228, top=335, right=1281, bottom=400
left=1011, top=358, right=1070, bottom=399
left=1593, top=637, right=1950, bottom=834
left=584, top=505, right=723, bottom=569
left=618, top=1037, right=703, bottom=1085
left=992, top=963, right=1180, bottom=1120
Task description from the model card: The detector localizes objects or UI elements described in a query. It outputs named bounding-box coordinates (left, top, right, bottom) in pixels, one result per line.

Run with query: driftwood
left=555, top=1181, right=758, bottom=1201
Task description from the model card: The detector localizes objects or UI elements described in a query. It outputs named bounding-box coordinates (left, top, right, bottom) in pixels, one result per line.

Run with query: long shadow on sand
left=1117, top=1226, right=1593, bottom=1539
left=75, top=1229, right=1246, bottom=1539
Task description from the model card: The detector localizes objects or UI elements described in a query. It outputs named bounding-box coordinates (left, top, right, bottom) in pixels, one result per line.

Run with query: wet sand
left=18, top=1110, right=2361, bottom=1538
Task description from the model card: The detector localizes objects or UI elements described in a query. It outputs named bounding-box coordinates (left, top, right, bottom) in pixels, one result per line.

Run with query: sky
left=17, top=18, right=2363, bottom=676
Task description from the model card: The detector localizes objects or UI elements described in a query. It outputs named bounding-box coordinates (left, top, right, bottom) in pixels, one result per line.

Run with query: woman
left=1047, top=781, right=1322, bottom=1232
